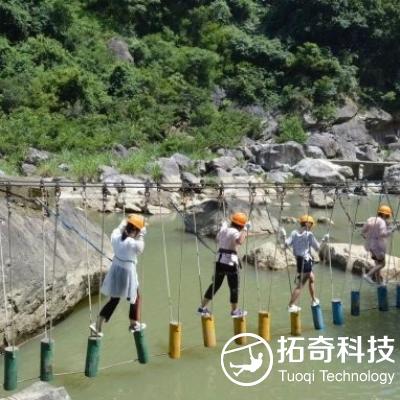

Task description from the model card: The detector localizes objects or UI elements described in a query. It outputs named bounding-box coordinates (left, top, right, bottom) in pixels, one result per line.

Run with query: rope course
left=1, top=179, right=399, bottom=391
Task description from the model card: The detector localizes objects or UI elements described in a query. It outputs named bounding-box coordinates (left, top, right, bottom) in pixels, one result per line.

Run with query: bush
left=277, top=115, right=307, bottom=144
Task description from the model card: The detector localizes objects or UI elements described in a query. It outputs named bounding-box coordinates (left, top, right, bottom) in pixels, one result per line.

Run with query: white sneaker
left=288, top=304, right=301, bottom=313
left=89, top=323, right=104, bottom=337
left=363, top=274, right=375, bottom=285
left=312, top=298, right=320, bottom=307
left=129, top=322, right=147, bottom=333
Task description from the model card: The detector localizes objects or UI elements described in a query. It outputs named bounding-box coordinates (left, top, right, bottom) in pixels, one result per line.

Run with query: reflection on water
left=1, top=193, right=400, bottom=400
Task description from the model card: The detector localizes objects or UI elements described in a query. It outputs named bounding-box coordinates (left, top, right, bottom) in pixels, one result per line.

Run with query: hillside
left=1, top=0, right=400, bottom=180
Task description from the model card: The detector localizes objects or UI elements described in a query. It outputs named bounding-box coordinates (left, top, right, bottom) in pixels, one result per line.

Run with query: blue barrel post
left=396, top=285, right=400, bottom=308
left=311, top=304, right=324, bottom=330
left=377, top=285, right=389, bottom=311
left=332, top=299, right=344, bottom=325
left=3, top=346, right=18, bottom=391
left=351, top=290, right=360, bottom=316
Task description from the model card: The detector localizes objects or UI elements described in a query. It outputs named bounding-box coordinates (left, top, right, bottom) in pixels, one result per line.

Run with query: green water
left=1, top=194, right=400, bottom=400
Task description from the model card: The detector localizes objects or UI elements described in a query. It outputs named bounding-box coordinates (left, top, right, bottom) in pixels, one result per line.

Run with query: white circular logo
left=220, top=333, right=274, bottom=387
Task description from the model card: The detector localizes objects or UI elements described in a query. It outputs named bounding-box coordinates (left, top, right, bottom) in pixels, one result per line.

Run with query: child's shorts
left=296, top=256, right=313, bottom=274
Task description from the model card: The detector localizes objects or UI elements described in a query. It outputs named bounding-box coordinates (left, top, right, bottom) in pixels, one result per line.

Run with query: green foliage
left=277, top=116, right=307, bottom=144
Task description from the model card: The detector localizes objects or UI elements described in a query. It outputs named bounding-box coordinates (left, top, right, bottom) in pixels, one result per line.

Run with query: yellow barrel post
left=233, top=316, right=247, bottom=345
left=258, top=311, right=271, bottom=341
left=290, top=311, right=301, bottom=336
left=201, top=315, right=216, bottom=347
left=169, top=321, right=182, bottom=359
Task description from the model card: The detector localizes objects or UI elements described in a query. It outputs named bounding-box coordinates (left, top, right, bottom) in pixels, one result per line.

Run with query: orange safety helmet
left=230, top=212, right=248, bottom=227
left=127, top=214, right=145, bottom=230
left=378, top=205, right=392, bottom=217
left=299, top=215, right=315, bottom=226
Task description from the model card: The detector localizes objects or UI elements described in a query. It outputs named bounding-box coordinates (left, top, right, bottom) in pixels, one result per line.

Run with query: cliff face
left=0, top=197, right=112, bottom=346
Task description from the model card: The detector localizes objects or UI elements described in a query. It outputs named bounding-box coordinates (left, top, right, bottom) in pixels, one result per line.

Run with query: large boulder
left=309, top=187, right=334, bottom=209
left=292, top=158, right=350, bottom=184
left=206, top=156, right=238, bottom=172
left=307, top=133, right=339, bottom=158
left=385, top=150, right=400, bottom=162
left=333, top=98, right=358, bottom=124
left=0, top=382, right=71, bottom=400
left=255, top=142, right=306, bottom=171
left=0, top=199, right=112, bottom=345
left=107, top=38, right=134, bottom=63
left=25, top=147, right=51, bottom=166
left=171, top=153, right=192, bottom=170
left=383, top=164, right=400, bottom=193
left=184, top=198, right=278, bottom=237
left=156, top=157, right=182, bottom=185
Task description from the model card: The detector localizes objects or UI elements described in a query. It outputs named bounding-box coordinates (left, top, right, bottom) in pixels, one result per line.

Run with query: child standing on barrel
left=362, top=205, right=398, bottom=285
left=281, top=215, right=327, bottom=313
left=90, top=214, right=147, bottom=336
left=197, top=212, right=250, bottom=317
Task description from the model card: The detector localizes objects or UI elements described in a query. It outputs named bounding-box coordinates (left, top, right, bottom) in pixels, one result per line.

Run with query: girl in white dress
left=90, top=214, right=146, bottom=336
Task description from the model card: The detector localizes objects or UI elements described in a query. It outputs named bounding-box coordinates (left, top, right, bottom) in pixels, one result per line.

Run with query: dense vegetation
left=0, top=0, right=399, bottom=179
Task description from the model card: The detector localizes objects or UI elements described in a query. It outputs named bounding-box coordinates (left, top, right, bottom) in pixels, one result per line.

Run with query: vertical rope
left=193, top=212, right=203, bottom=302
left=98, top=185, right=107, bottom=314
left=158, top=188, right=173, bottom=322
left=82, top=184, right=93, bottom=325
left=6, top=185, right=16, bottom=348
left=324, top=189, right=337, bottom=301
left=40, top=183, right=48, bottom=339
left=176, top=193, right=186, bottom=324
left=0, top=218, right=10, bottom=343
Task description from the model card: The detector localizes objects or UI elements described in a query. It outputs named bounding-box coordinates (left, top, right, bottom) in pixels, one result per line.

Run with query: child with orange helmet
left=281, top=214, right=328, bottom=313
left=198, top=212, right=250, bottom=317
left=90, top=214, right=147, bottom=336
left=362, top=204, right=398, bottom=284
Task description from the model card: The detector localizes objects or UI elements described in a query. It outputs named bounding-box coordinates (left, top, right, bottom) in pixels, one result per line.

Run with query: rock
left=0, top=382, right=71, bottom=400
left=292, top=158, right=348, bottom=184
left=305, top=145, right=326, bottom=159
left=267, top=170, right=293, bottom=183
left=157, top=158, right=182, bottom=185
left=112, top=144, right=129, bottom=158
left=388, top=142, right=400, bottom=151
left=281, top=216, right=297, bottom=224
left=337, top=166, right=354, bottom=179
left=334, top=98, right=358, bottom=124
left=307, top=133, right=339, bottom=158
left=216, top=148, right=244, bottom=160
left=0, top=200, right=112, bottom=344
left=206, top=156, right=238, bottom=172
left=107, top=37, right=134, bottom=63
left=184, top=198, right=278, bottom=237
left=383, top=164, right=400, bottom=193
left=99, top=165, right=119, bottom=180
left=171, top=153, right=192, bottom=170
left=386, top=150, right=400, bottom=162
left=303, top=112, right=318, bottom=127
left=255, top=142, right=306, bottom=171
left=246, top=241, right=296, bottom=271
left=57, top=163, right=69, bottom=172
left=211, top=86, right=226, bottom=107
left=21, top=163, right=37, bottom=176
left=309, top=188, right=334, bottom=209
left=181, top=171, right=201, bottom=187
left=317, top=217, right=334, bottom=225
left=231, top=167, right=248, bottom=177
left=25, top=147, right=51, bottom=166
left=195, top=160, right=207, bottom=175
left=0, top=169, right=5, bottom=177
left=319, top=243, right=400, bottom=279
left=358, top=107, right=392, bottom=128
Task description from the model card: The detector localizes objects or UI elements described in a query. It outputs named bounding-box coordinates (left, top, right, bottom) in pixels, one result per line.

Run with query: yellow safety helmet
left=299, top=215, right=315, bottom=226
left=230, top=212, right=248, bottom=227
left=378, top=205, right=392, bottom=217
left=127, top=214, right=145, bottom=230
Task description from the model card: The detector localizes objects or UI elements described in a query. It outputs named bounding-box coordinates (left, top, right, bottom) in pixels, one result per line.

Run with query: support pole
left=311, top=304, right=324, bottom=330
left=332, top=299, right=344, bottom=325
left=84, top=336, right=101, bottom=377
left=258, top=311, right=271, bottom=341
left=40, top=338, right=54, bottom=382
left=350, top=290, right=360, bottom=316
left=290, top=312, right=301, bottom=336
left=233, top=316, right=247, bottom=345
left=169, top=322, right=182, bottom=359
left=134, top=330, right=149, bottom=364
left=3, top=346, right=18, bottom=391
left=377, top=285, right=389, bottom=311
left=201, top=315, right=216, bottom=348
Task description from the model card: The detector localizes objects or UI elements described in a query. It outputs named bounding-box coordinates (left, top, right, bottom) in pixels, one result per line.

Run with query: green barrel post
left=85, top=336, right=101, bottom=377
left=134, top=330, right=149, bottom=364
left=40, top=338, right=54, bottom=382
left=3, top=346, right=18, bottom=391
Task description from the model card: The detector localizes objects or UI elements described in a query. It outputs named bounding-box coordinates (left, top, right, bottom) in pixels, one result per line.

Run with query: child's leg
left=100, top=297, right=120, bottom=322
left=202, top=266, right=225, bottom=307
left=226, top=269, right=239, bottom=311
left=129, top=290, right=140, bottom=324
left=289, top=276, right=308, bottom=306
left=308, top=272, right=316, bottom=301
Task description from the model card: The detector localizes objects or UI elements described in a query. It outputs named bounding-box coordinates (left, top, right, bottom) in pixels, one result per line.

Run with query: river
left=1, top=193, right=400, bottom=400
